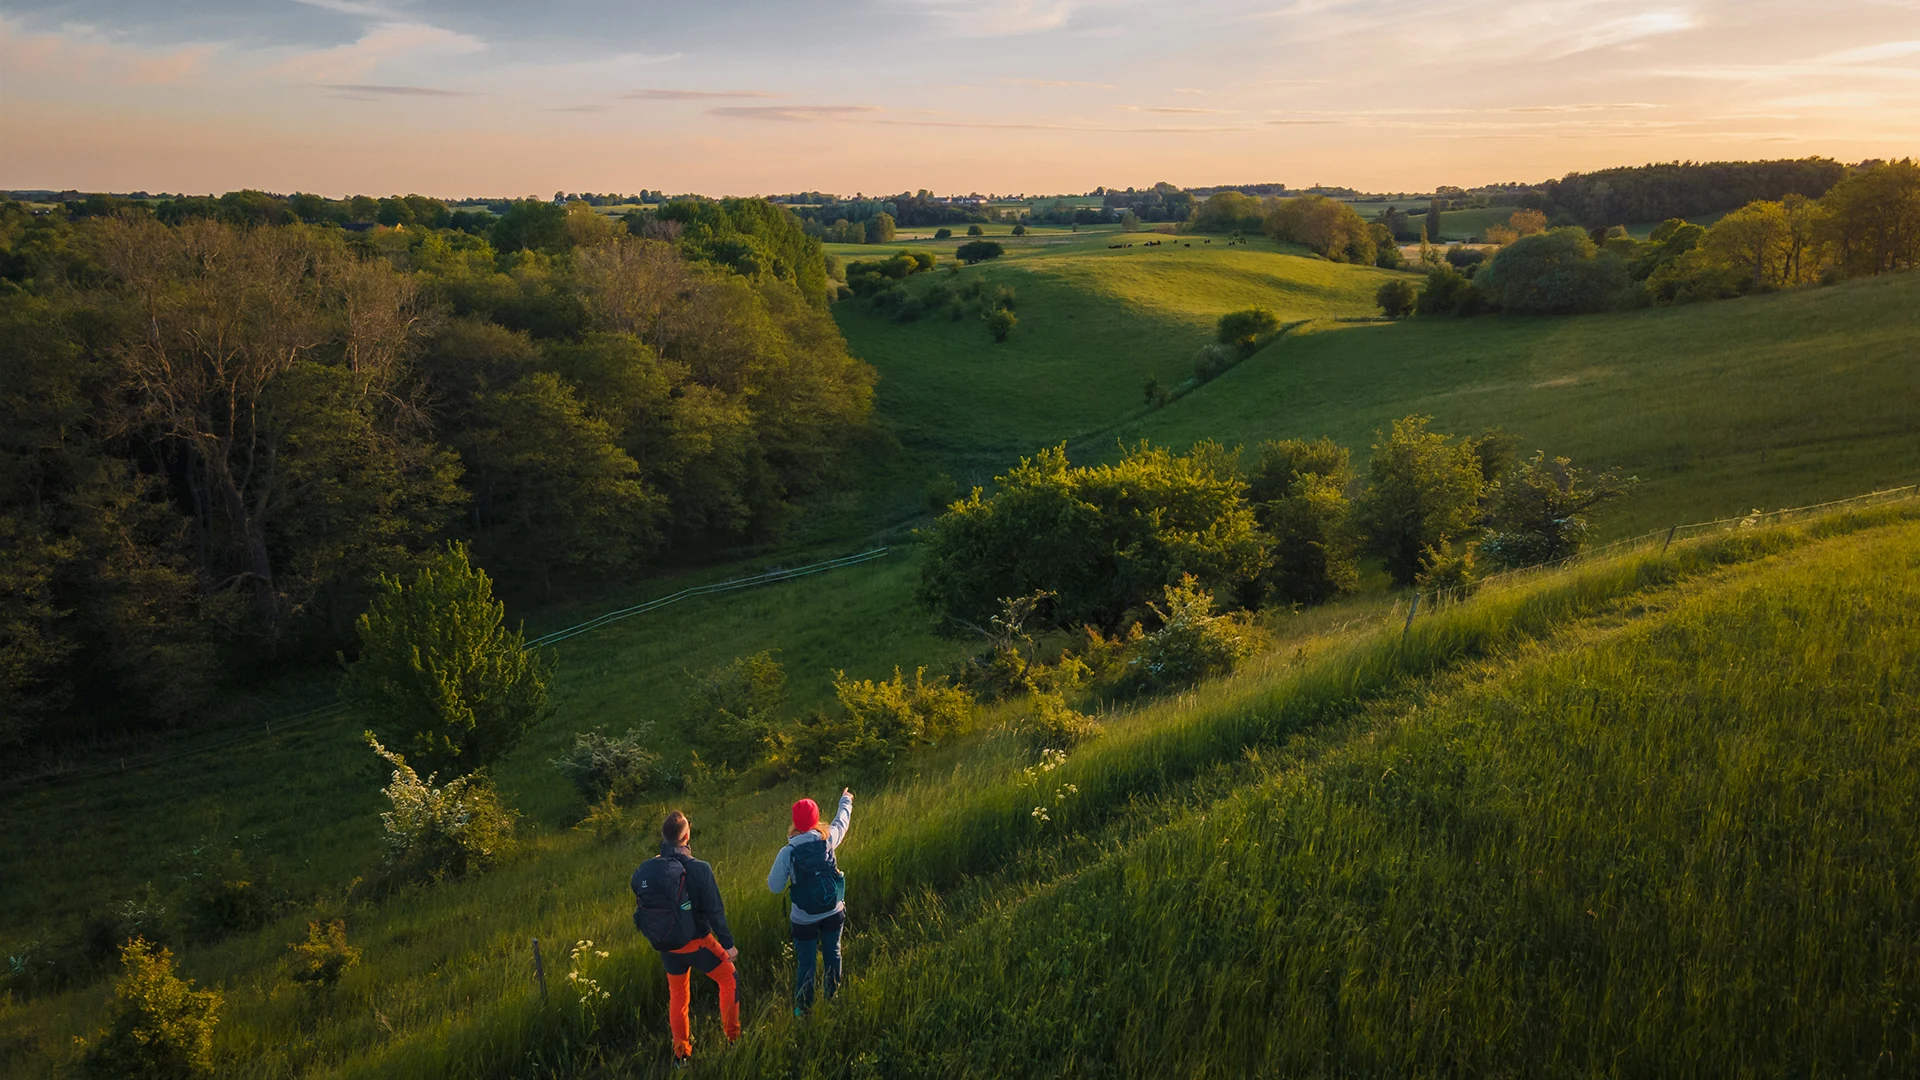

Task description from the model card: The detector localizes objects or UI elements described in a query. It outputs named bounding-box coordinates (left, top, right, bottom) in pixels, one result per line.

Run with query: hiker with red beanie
left=767, top=788, right=853, bottom=1013
left=632, top=810, right=740, bottom=1067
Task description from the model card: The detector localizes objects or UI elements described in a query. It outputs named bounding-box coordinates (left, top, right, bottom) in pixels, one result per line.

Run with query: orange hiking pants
left=663, top=934, right=739, bottom=1059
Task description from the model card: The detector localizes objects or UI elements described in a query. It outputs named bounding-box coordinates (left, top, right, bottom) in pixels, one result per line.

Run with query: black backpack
left=631, top=856, right=696, bottom=950
left=788, top=837, right=846, bottom=917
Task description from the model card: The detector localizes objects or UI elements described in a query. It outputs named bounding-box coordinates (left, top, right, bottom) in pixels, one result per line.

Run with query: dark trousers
left=791, top=910, right=844, bottom=1009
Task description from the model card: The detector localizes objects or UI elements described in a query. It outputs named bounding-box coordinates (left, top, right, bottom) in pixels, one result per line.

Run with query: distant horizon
left=5, top=1, right=1918, bottom=197
left=0, top=152, right=1892, bottom=205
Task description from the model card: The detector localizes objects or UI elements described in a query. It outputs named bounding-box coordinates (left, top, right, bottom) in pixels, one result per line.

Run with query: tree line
left=0, top=196, right=874, bottom=751
left=1390, top=159, right=1920, bottom=317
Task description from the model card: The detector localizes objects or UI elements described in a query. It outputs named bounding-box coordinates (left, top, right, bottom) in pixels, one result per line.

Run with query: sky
left=3, top=0, right=1919, bottom=197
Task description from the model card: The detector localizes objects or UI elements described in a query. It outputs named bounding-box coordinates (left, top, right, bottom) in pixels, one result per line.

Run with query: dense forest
left=1529, top=158, right=1849, bottom=227
left=0, top=197, right=874, bottom=751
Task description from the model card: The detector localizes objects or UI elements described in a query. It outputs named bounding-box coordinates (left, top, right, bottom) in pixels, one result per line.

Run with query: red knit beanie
left=791, top=797, right=820, bottom=832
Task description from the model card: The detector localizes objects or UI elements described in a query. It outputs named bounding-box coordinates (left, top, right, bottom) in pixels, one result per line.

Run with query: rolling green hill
left=7, top=220, right=1920, bottom=1080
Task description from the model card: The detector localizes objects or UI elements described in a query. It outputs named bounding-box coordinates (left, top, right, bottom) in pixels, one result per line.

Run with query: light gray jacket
left=766, top=790, right=853, bottom=924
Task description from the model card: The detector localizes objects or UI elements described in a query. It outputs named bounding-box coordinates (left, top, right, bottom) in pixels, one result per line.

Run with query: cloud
left=272, top=21, right=486, bottom=82
left=1171, top=87, right=1206, bottom=94
left=289, top=0, right=395, bottom=15
left=896, top=0, right=1076, bottom=36
left=624, top=89, right=779, bottom=100
left=709, top=105, right=882, bottom=122
left=1118, top=105, right=1237, bottom=114
left=1550, top=8, right=1697, bottom=57
left=1001, top=77, right=1117, bottom=90
left=327, top=83, right=473, bottom=97
left=0, top=18, right=219, bottom=86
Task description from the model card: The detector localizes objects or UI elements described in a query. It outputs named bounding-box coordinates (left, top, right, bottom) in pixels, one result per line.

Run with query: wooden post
left=532, top=938, right=547, bottom=1002
left=1402, top=593, right=1419, bottom=640
left=1662, top=524, right=1678, bottom=552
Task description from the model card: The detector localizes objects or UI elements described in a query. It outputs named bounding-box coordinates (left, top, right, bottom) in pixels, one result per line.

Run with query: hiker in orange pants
left=634, top=811, right=741, bottom=1065
left=663, top=934, right=740, bottom=1060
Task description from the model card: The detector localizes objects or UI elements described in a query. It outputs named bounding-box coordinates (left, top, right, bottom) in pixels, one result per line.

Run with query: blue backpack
left=631, top=856, right=696, bottom=950
left=788, top=837, right=846, bottom=916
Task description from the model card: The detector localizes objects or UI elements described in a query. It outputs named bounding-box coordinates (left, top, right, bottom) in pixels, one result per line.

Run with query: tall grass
left=718, top=519, right=1920, bottom=1077
left=5, top=510, right=1910, bottom=1079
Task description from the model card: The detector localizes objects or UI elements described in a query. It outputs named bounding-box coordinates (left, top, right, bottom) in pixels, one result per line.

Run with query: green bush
left=1376, top=278, right=1417, bottom=318
left=1216, top=307, right=1283, bottom=355
left=986, top=308, right=1018, bottom=343
left=80, top=939, right=221, bottom=1080
left=1414, top=263, right=1473, bottom=316
left=1476, top=227, right=1630, bottom=314
left=682, top=651, right=788, bottom=771
left=916, top=442, right=1264, bottom=635
left=1192, top=343, right=1235, bottom=382
left=790, top=668, right=974, bottom=774
left=956, top=240, right=1004, bottom=264
left=365, top=734, right=517, bottom=880
left=550, top=725, right=661, bottom=802
left=1012, top=223, right=1027, bottom=236
left=934, top=228, right=952, bottom=240
left=341, top=543, right=554, bottom=777
left=1481, top=452, right=1636, bottom=568
left=1355, top=416, right=1486, bottom=586
left=1113, top=577, right=1258, bottom=697
left=287, top=920, right=361, bottom=990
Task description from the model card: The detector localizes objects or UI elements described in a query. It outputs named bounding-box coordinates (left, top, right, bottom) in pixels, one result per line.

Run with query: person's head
left=662, top=810, right=690, bottom=847
left=790, top=798, right=819, bottom=836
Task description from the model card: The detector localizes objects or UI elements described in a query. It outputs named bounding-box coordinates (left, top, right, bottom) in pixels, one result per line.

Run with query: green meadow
left=6, top=218, right=1920, bottom=1079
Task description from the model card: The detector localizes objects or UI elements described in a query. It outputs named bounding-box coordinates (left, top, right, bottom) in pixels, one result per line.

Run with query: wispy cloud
left=625, top=88, right=779, bottom=100
left=896, top=0, right=1076, bottom=36
left=1001, top=77, right=1117, bottom=90
left=328, top=83, right=472, bottom=97
left=271, top=22, right=486, bottom=82
left=1118, top=105, right=1237, bottom=114
left=0, top=18, right=220, bottom=86
left=709, top=104, right=881, bottom=122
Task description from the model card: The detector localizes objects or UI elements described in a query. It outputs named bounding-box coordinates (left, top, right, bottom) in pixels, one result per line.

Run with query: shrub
left=934, top=227, right=952, bottom=240
left=1192, top=343, right=1235, bottom=382
left=791, top=668, right=974, bottom=773
left=1355, top=416, right=1486, bottom=587
left=1444, top=246, right=1488, bottom=271
left=365, top=734, right=517, bottom=879
left=1019, top=690, right=1101, bottom=747
left=1475, top=227, right=1630, bottom=314
left=966, top=224, right=984, bottom=236
left=682, top=652, right=788, bottom=771
left=916, top=442, right=1264, bottom=635
left=1012, top=223, right=1027, bottom=236
left=79, top=939, right=221, bottom=1080
left=1414, top=263, right=1472, bottom=316
left=1216, top=307, right=1283, bottom=355
left=1142, top=376, right=1170, bottom=408
left=1375, top=279, right=1417, bottom=319
left=1415, top=542, right=1478, bottom=598
left=1259, top=474, right=1359, bottom=606
left=993, top=285, right=1016, bottom=310
left=1481, top=451, right=1636, bottom=568
left=287, top=921, right=361, bottom=990
left=925, top=473, right=960, bottom=513
left=1114, top=577, right=1258, bottom=697
left=551, top=725, right=661, bottom=802
left=342, top=543, right=554, bottom=777
left=986, top=308, right=1018, bottom=343
left=956, top=240, right=1004, bottom=264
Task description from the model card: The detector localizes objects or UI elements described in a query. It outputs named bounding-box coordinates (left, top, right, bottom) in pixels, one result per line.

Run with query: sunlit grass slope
left=1123, top=270, right=1920, bottom=535
left=830, top=229, right=1402, bottom=493
left=721, top=515, right=1920, bottom=1079
left=7, top=503, right=1904, bottom=1079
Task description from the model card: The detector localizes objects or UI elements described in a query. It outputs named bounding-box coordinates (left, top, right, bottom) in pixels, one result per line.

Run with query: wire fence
left=6, top=547, right=891, bottom=790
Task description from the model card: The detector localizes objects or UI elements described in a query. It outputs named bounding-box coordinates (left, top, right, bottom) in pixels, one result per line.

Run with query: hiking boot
left=672, top=1056, right=690, bottom=1070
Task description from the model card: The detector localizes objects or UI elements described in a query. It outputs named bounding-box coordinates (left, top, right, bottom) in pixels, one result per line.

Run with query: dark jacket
left=640, top=842, right=734, bottom=950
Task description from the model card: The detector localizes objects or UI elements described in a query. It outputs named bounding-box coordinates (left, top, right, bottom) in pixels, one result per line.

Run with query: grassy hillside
left=1117, top=270, right=1920, bottom=535
left=722, top=512, right=1920, bottom=1078
left=827, top=229, right=1405, bottom=513
left=7, top=499, right=1911, bottom=1079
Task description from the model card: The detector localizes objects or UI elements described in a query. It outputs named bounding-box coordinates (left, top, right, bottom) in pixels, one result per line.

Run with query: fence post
left=532, top=938, right=547, bottom=1003
left=1662, top=524, right=1678, bottom=553
left=1402, top=593, right=1420, bottom=640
